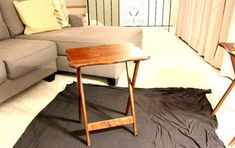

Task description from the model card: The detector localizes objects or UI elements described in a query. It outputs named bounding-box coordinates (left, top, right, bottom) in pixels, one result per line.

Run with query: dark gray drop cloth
left=14, top=82, right=225, bottom=148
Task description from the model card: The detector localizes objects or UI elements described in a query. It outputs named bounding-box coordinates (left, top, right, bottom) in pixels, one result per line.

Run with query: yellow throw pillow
left=13, top=0, right=62, bottom=35
left=52, top=0, right=71, bottom=28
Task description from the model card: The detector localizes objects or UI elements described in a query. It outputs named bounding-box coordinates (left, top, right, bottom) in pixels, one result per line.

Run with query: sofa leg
left=43, top=73, right=55, bottom=82
left=107, top=78, right=119, bottom=86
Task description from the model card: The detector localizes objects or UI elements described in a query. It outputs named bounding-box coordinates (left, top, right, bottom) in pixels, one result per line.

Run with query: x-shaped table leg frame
left=76, top=61, right=140, bottom=146
left=125, top=61, right=140, bottom=116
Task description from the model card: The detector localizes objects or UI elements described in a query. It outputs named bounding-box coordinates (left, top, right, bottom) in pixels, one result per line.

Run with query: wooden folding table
left=67, top=44, right=150, bottom=146
left=211, top=42, right=235, bottom=147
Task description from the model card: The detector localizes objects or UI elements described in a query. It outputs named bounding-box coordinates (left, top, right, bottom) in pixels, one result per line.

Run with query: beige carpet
left=0, top=28, right=234, bottom=148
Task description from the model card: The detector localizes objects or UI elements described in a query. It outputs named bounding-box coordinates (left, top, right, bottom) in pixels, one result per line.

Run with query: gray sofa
left=0, top=0, right=143, bottom=104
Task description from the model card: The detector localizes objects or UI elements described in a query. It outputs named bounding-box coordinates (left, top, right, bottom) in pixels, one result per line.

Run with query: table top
left=66, top=44, right=150, bottom=68
left=219, top=42, right=235, bottom=56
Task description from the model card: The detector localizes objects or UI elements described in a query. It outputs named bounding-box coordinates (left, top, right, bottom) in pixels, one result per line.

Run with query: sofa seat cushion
left=17, top=26, right=143, bottom=56
left=0, top=61, right=7, bottom=84
left=0, top=39, right=57, bottom=79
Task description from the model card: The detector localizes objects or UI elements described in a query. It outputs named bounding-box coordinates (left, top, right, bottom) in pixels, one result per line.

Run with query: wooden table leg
left=125, top=62, right=138, bottom=136
left=125, top=61, right=140, bottom=115
left=77, top=68, right=91, bottom=146
left=76, top=79, right=82, bottom=123
left=212, top=80, right=235, bottom=116
left=229, top=137, right=235, bottom=147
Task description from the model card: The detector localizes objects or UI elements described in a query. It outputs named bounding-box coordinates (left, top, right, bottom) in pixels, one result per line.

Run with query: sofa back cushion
left=0, top=0, right=25, bottom=37
left=0, top=11, right=10, bottom=40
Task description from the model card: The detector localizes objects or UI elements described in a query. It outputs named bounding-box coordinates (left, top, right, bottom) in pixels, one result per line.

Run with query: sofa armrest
left=69, top=14, right=84, bottom=27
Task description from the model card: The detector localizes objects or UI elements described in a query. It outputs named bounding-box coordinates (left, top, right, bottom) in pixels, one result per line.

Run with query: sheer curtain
left=174, top=0, right=235, bottom=78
